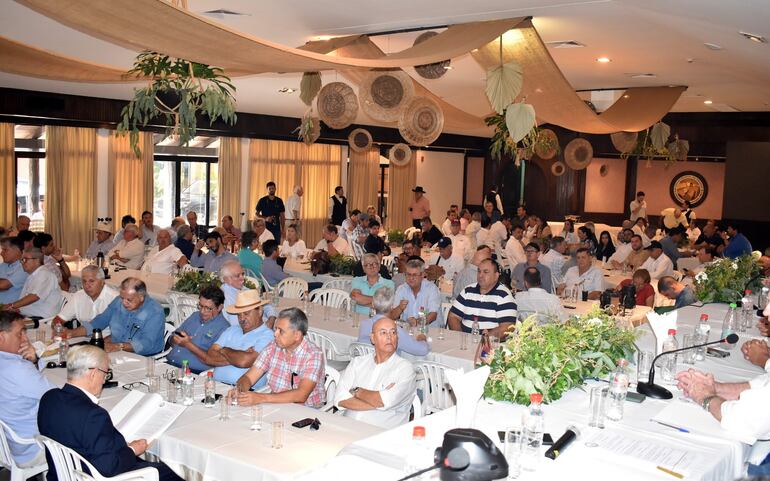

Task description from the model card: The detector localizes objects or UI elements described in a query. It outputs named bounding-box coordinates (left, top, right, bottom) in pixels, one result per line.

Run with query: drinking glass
left=250, top=405, right=263, bottom=431
left=323, top=305, right=330, bottom=322
left=437, top=326, right=446, bottom=341
left=504, top=428, right=523, bottom=479
left=272, top=421, right=284, bottom=449
left=351, top=312, right=360, bottom=329
left=637, top=350, right=653, bottom=383
left=589, top=386, right=607, bottom=429
left=682, top=334, right=697, bottom=364
left=459, top=332, right=469, bottom=351
left=232, top=385, right=243, bottom=406
left=146, top=357, right=155, bottom=378
left=36, top=327, right=46, bottom=343
left=166, top=379, right=177, bottom=403
left=219, top=397, right=230, bottom=421
left=147, top=375, right=161, bottom=394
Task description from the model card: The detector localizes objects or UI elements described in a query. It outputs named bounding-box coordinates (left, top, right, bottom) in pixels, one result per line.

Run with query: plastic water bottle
left=661, top=329, right=678, bottom=383
left=58, top=333, right=69, bottom=364
left=759, top=280, right=770, bottom=311
left=740, top=290, right=754, bottom=332
left=204, top=371, right=216, bottom=408
left=721, top=304, right=739, bottom=350
left=403, top=426, right=429, bottom=479
left=471, top=316, right=480, bottom=343
left=695, top=314, right=710, bottom=361
left=605, top=359, right=630, bottom=421
left=522, top=393, right=544, bottom=472
left=52, top=319, right=64, bottom=343
left=182, top=361, right=194, bottom=406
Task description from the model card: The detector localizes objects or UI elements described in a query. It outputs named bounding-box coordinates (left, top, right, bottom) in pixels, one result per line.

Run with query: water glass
left=351, top=312, right=360, bottom=329
left=232, top=385, right=243, bottom=406
left=272, top=421, right=284, bottom=449
left=682, top=334, right=697, bottom=364
left=219, top=397, right=230, bottom=421
left=637, top=350, right=653, bottom=383
left=504, top=429, right=523, bottom=479
left=589, top=386, right=607, bottom=429
left=35, top=327, right=46, bottom=343
left=437, top=326, right=446, bottom=341
left=323, top=305, right=330, bottom=322
left=250, top=405, right=263, bottom=431
left=148, top=375, right=161, bottom=394
left=459, top=332, right=469, bottom=351
left=166, top=380, right=177, bottom=403
left=146, top=357, right=155, bottom=378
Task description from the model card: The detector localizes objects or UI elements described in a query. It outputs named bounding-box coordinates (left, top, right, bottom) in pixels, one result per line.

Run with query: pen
left=656, top=466, right=684, bottom=479
left=655, top=421, right=689, bottom=433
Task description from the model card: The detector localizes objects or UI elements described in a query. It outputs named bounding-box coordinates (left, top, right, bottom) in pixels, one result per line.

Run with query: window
left=153, top=156, right=218, bottom=228
left=14, top=125, right=46, bottom=231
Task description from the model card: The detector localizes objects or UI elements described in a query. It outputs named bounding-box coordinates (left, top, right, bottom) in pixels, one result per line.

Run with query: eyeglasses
left=91, top=367, right=111, bottom=376
left=20, top=257, right=36, bottom=263
left=122, top=381, right=149, bottom=391
left=198, top=303, right=216, bottom=312
left=362, top=263, right=379, bottom=268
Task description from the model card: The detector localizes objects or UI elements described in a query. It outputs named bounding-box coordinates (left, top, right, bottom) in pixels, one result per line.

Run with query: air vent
left=703, top=42, right=723, bottom=51
left=545, top=40, right=585, bottom=49
left=626, top=73, right=657, bottom=79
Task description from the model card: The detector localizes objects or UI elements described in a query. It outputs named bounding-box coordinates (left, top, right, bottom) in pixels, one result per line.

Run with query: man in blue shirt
left=0, top=311, right=55, bottom=468
left=261, top=239, right=289, bottom=288
left=166, top=286, right=230, bottom=373
left=220, top=260, right=278, bottom=328
left=388, top=259, right=443, bottom=327
left=659, top=227, right=685, bottom=266
left=659, top=276, right=698, bottom=309
left=208, top=290, right=274, bottom=389
left=190, top=231, right=237, bottom=273
left=0, top=236, right=28, bottom=304
left=351, top=253, right=395, bottom=315
left=357, top=287, right=429, bottom=357
left=79, top=277, right=166, bottom=356
left=723, top=222, right=753, bottom=259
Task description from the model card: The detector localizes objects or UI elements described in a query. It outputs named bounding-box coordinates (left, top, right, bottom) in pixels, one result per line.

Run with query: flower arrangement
left=694, top=253, right=763, bottom=303
left=329, top=255, right=358, bottom=276
left=483, top=308, right=638, bottom=405
left=172, top=270, right=222, bottom=294
left=387, top=229, right=405, bottom=245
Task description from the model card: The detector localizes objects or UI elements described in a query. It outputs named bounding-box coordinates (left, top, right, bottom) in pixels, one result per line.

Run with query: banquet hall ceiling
left=1, top=0, right=769, bottom=137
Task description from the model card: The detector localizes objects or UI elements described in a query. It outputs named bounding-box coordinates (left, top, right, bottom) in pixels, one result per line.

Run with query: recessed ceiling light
left=703, top=42, right=723, bottom=51
left=739, top=31, right=767, bottom=43
left=596, top=57, right=611, bottom=63
left=703, top=100, right=713, bottom=104
left=277, top=87, right=296, bottom=93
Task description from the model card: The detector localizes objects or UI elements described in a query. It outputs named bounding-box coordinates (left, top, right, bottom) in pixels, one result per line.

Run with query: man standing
left=86, top=221, right=115, bottom=259
left=186, top=211, right=209, bottom=240
left=38, top=345, right=183, bottom=481
left=285, top=185, right=303, bottom=232
left=0, top=236, right=28, bottom=305
left=409, top=186, right=430, bottom=229
left=658, top=276, right=698, bottom=309
left=334, top=316, right=416, bottom=428
left=139, top=210, right=160, bottom=246
left=7, top=248, right=62, bottom=319
left=640, top=240, right=675, bottom=280
left=389, top=259, right=442, bottom=328
left=255, top=181, right=285, bottom=243
left=511, top=242, right=553, bottom=293
left=191, top=231, right=237, bottom=273
left=629, top=191, right=647, bottom=222
left=56, top=265, right=117, bottom=326
left=561, top=248, right=603, bottom=300
left=328, top=186, right=348, bottom=227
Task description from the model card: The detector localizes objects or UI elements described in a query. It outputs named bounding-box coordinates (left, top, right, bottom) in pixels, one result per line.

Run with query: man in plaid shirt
left=232, top=307, right=326, bottom=408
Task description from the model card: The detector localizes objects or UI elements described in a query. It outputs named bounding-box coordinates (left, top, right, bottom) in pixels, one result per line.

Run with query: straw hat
left=316, top=82, right=358, bottom=130
left=348, top=128, right=373, bottom=153
left=360, top=70, right=415, bottom=123
left=534, top=128, right=559, bottom=159
left=389, top=143, right=412, bottom=167
left=564, top=138, right=593, bottom=170
left=94, top=221, right=112, bottom=234
left=398, top=96, right=444, bottom=147
left=225, top=289, right=268, bottom=314
left=551, top=161, right=566, bottom=177
left=413, top=31, right=451, bottom=80
left=610, top=131, right=638, bottom=154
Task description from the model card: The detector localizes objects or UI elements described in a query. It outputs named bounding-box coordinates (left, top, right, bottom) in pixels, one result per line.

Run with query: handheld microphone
left=637, top=333, right=739, bottom=399
left=544, top=426, right=580, bottom=460
left=397, top=447, right=470, bottom=481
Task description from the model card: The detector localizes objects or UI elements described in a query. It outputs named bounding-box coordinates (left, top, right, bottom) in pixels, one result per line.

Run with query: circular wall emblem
left=669, top=171, right=708, bottom=207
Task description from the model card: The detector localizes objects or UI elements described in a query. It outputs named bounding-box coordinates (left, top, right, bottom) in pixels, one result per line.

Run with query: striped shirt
left=450, top=281, right=517, bottom=332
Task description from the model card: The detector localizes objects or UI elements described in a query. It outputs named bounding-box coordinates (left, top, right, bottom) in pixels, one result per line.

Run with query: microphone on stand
left=397, top=447, right=470, bottom=481
left=637, top=333, right=739, bottom=400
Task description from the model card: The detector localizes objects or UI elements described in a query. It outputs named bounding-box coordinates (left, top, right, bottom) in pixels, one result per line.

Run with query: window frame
left=153, top=154, right=218, bottom=228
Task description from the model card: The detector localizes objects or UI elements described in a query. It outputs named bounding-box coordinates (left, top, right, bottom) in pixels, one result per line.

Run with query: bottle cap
left=700, top=314, right=709, bottom=321
left=182, top=359, right=189, bottom=366
left=207, top=371, right=213, bottom=377
left=745, top=290, right=752, bottom=295
left=530, top=393, right=543, bottom=404
left=412, top=426, right=426, bottom=438
left=729, top=303, right=737, bottom=308
left=668, top=329, right=676, bottom=335
left=617, top=358, right=629, bottom=367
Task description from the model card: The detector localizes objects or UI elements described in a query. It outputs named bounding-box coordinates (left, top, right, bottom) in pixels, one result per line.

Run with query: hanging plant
left=485, top=109, right=559, bottom=164
left=300, top=72, right=322, bottom=106
left=117, top=51, right=237, bottom=157
left=293, top=109, right=320, bottom=145
left=620, top=121, right=686, bottom=164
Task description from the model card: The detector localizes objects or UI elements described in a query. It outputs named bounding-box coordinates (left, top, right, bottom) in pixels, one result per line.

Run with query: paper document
left=586, top=430, right=697, bottom=475
left=651, top=399, right=752, bottom=444
left=109, top=390, right=186, bottom=442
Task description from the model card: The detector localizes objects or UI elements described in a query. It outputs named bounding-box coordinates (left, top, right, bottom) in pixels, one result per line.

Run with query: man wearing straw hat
left=85, top=220, right=115, bottom=258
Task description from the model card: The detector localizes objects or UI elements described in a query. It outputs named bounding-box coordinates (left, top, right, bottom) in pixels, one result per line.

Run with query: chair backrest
left=178, top=264, right=198, bottom=274
left=309, top=288, right=350, bottom=310
left=306, top=329, right=347, bottom=361
left=441, top=302, right=453, bottom=325
left=275, top=277, right=309, bottom=300
left=414, top=361, right=455, bottom=415
left=0, top=419, right=19, bottom=470
left=350, top=238, right=364, bottom=260
left=37, top=435, right=90, bottom=481
left=174, top=293, right=199, bottom=326
left=324, top=365, right=341, bottom=407
left=411, top=394, right=423, bottom=420
left=381, top=255, right=395, bottom=272
left=321, top=279, right=352, bottom=292
left=260, top=273, right=274, bottom=292
left=348, top=342, right=374, bottom=358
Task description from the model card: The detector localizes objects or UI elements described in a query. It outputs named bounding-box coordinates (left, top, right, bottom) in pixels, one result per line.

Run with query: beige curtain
left=347, top=147, right=380, bottom=217
left=249, top=139, right=342, bottom=247
left=0, top=123, right=14, bottom=228
left=109, top=132, right=153, bottom=230
left=218, top=136, right=241, bottom=222
left=387, top=151, right=417, bottom=231
left=45, top=126, right=97, bottom=253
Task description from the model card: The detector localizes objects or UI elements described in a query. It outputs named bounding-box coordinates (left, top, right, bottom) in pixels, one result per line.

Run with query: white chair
left=348, top=342, right=374, bottom=358
left=260, top=273, right=274, bottom=292
left=309, top=288, right=350, bottom=310
left=167, top=291, right=198, bottom=327
left=321, top=365, right=341, bottom=412
left=414, top=361, right=455, bottom=415
left=178, top=264, right=198, bottom=274
left=381, top=255, right=395, bottom=272
left=441, top=302, right=453, bottom=326
left=275, top=277, right=308, bottom=300
left=306, top=329, right=350, bottom=370
left=404, top=227, right=420, bottom=241
left=0, top=420, right=47, bottom=481
left=321, top=279, right=352, bottom=292
left=411, top=395, right=423, bottom=420
left=244, top=275, right=262, bottom=291
left=36, top=434, right=158, bottom=481
left=153, top=322, right=177, bottom=361
left=349, top=238, right=364, bottom=260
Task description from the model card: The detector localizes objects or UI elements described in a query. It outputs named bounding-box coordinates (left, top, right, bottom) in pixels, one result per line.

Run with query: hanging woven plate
left=534, top=128, right=559, bottom=159
left=564, top=138, right=593, bottom=170
left=413, top=31, right=451, bottom=79
left=398, top=96, right=444, bottom=147
left=360, top=70, right=415, bottom=123
left=610, top=131, right=639, bottom=154
left=551, top=161, right=566, bottom=176
left=316, top=81, right=358, bottom=129
left=348, top=128, right=373, bottom=153
left=389, top=143, right=412, bottom=167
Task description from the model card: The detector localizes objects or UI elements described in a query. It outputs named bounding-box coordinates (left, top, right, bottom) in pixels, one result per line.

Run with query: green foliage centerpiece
left=172, top=270, right=222, bottom=294
left=694, top=253, right=762, bottom=303
left=484, top=308, right=638, bottom=405
left=329, top=255, right=358, bottom=276
left=387, top=229, right=405, bottom=245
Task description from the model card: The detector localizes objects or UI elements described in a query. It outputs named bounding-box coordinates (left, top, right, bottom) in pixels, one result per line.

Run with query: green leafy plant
left=117, top=51, right=237, bottom=157
left=172, top=270, right=222, bottom=294
left=621, top=122, right=687, bottom=164
left=485, top=112, right=559, bottom=163
left=694, top=253, right=762, bottom=303
left=484, top=308, right=638, bottom=405
left=387, top=229, right=405, bottom=245
left=329, top=254, right=358, bottom=276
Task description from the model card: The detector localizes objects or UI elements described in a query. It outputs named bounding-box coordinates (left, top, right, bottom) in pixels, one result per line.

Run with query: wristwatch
left=702, top=395, right=718, bottom=411
left=349, top=387, right=360, bottom=397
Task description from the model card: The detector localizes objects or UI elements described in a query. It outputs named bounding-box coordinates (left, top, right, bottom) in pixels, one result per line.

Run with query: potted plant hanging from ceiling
left=295, top=71, right=322, bottom=145
left=615, top=121, right=689, bottom=166
left=117, top=51, right=237, bottom=157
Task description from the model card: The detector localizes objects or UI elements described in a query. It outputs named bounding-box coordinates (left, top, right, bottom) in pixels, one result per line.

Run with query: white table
left=69, top=267, right=174, bottom=303
left=283, top=258, right=353, bottom=286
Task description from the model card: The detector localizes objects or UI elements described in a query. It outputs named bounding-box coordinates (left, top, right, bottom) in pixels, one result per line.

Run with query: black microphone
left=396, top=447, right=469, bottom=481
left=544, top=426, right=580, bottom=460
left=637, top=333, right=739, bottom=400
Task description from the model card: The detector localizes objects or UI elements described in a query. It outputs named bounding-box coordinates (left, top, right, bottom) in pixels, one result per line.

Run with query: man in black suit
left=37, top=345, right=182, bottom=481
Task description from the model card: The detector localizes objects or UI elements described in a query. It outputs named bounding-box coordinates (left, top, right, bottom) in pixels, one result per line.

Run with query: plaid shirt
left=253, top=337, right=326, bottom=408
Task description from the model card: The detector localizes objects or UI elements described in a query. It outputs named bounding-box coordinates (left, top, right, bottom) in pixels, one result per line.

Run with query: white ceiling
left=1, top=0, right=769, bottom=136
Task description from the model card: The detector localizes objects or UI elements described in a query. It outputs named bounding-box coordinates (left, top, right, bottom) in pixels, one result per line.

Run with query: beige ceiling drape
left=109, top=132, right=154, bottom=231
left=45, top=126, right=96, bottom=253
left=218, top=136, right=241, bottom=223
left=347, top=148, right=380, bottom=220
left=0, top=123, right=15, bottom=228
left=387, top=152, right=417, bottom=232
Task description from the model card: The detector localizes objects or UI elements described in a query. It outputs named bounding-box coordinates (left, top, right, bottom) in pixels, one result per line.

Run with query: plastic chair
left=348, top=342, right=374, bottom=358
left=0, top=420, right=48, bottom=481
left=381, top=256, right=395, bottom=272
left=275, top=277, right=309, bottom=300
left=309, top=288, right=350, bottom=310
left=411, top=395, right=423, bottom=420
left=167, top=291, right=198, bottom=327
left=178, top=264, right=198, bottom=274
left=36, top=435, right=158, bottom=481
left=321, top=365, right=341, bottom=412
left=321, top=279, right=352, bottom=292
left=306, top=329, right=350, bottom=370
left=414, top=361, right=455, bottom=415
left=260, top=273, right=274, bottom=292
left=153, top=322, right=177, bottom=361
left=349, top=238, right=364, bottom=261
left=441, top=302, right=453, bottom=326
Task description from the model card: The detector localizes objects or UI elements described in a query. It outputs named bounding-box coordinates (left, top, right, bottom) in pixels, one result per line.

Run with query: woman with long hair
left=596, top=230, right=616, bottom=261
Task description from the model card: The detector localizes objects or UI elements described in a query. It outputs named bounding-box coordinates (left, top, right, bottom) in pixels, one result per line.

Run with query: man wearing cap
left=640, top=240, right=675, bottom=280
left=409, top=187, right=431, bottom=230
left=511, top=242, right=553, bottom=293
left=86, top=221, right=114, bottom=258
left=428, top=237, right=465, bottom=282
left=0, top=237, right=28, bottom=305
left=419, top=217, right=443, bottom=247
left=107, top=223, right=145, bottom=269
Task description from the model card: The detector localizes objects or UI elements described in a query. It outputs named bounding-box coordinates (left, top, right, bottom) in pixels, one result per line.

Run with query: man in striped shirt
left=447, top=258, right=517, bottom=339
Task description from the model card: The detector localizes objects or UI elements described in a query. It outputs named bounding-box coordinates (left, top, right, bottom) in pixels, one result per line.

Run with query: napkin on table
left=445, top=365, right=490, bottom=428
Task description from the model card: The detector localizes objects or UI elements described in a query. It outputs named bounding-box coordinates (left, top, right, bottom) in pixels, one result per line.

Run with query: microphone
left=544, top=426, right=580, bottom=460
left=396, top=447, right=470, bottom=481
left=637, top=333, right=739, bottom=399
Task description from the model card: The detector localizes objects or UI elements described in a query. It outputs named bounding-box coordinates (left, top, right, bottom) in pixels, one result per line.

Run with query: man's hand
left=128, top=439, right=148, bottom=456
left=195, top=240, right=205, bottom=250
left=18, top=339, right=38, bottom=363
left=415, top=333, right=427, bottom=342
left=741, top=339, right=770, bottom=368
left=173, top=331, right=191, bottom=348
left=757, top=318, right=770, bottom=337
left=675, top=368, right=716, bottom=403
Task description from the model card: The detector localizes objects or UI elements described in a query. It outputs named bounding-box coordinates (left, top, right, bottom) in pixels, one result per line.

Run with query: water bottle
left=661, top=329, right=678, bottom=383
left=695, top=314, right=710, bottom=361
left=759, top=280, right=770, bottom=311
left=182, top=361, right=194, bottom=406
left=403, top=426, right=429, bottom=479
left=417, top=307, right=428, bottom=336
left=53, top=318, right=64, bottom=342
left=605, top=359, right=630, bottom=421
left=58, top=333, right=69, bottom=364
left=522, top=393, right=544, bottom=472
left=721, top=304, right=739, bottom=350
left=204, top=371, right=216, bottom=408
left=471, top=316, right=480, bottom=343
left=740, top=290, right=754, bottom=332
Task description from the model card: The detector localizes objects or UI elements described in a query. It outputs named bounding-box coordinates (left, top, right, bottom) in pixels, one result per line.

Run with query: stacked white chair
left=275, top=277, right=308, bottom=300
left=348, top=342, right=375, bottom=358
left=167, top=291, right=198, bottom=327
left=349, top=238, right=364, bottom=260
left=153, top=322, right=178, bottom=361
left=309, top=288, right=350, bottom=310
left=0, top=420, right=48, bottom=481
left=414, top=361, right=455, bottom=415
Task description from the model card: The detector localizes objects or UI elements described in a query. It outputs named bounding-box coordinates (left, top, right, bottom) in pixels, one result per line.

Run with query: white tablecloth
left=69, top=267, right=174, bottom=304
left=283, top=258, right=353, bottom=285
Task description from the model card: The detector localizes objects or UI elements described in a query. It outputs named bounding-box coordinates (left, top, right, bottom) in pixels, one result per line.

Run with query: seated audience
left=480, top=200, right=501, bottom=226
left=186, top=211, right=209, bottom=240
left=658, top=276, right=697, bottom=309
left=7, top=215, right=30, bottom=237
left=441, top=209, right=458, bottom=236
left=660, top=226, right=689, bottom=266
left=142, top=229, right=188, bottom=275
left=139, top=210, right=161, bottom=247
left=427, top=237, right=465, bottom=282
left=166, top=286, right=230, bottom=373
left=38, top=345, right=182, bottom=481
left=107, top=223, right=145, bottom=269
left=597, top=229, right=618, bottom=262
left=446, top=219, right=472, bottom=262
left=684, top=245, right=717, bottom=279
left=504, top=224, right=527, bottom=266
left=253, top=217, right=275, bottom=245
left=238, top=230, right=263, bottom=278
left=86, top=221, right=114, bottom=259
left=465, top=211, right=481, bottom=242
left=351, top=253, right=395, bottom=315
left=352, top=213, right=370, bottom=245
left=577, top=226, right=598, bottom=256
left=232, top=308, right=326, bottom=408
left=112, top=214, right=135, bottom=244
left=336, top=316, right=417, bottom=428
left=723, top=221, right=753, bottom=259
left=514, top=267, right=563, bottom=321
left=511, top=242, right=553, bottom=293
left=560, top=219, right=580, bottom=246
left=220, top=260, right=277, bottom=328
left=366, top=205, right=382, bottom=226
left=540, top=236, right=567, bottom=291
left=453, top=245, right=492, bottom=298
left=616, top=268, right=655, bottom=307
left=33, top=232, right=71, bottom=290
left=611, top=233, right=648, bottom=270
left=352, top=252, right=391, bottom=280
left=686, top=220, right=702, bottom=243
left=364, top=220, right=387, bottom=255
left=694, top=221, right=724, bottom=251
left=389, top=259, right=443, bottom=328
left=314, top=224, right=351, bottom=256
left=261, top=239, right=289, bottom=288
left=18, top=230, right=36, bottom=251
left=340, top=209, right=360, bottom=242
left=281, top=224, right=307, bottom=258
left=191, top=231, right=237, bottom=273
left=561, top=248, right=603, bottom=300
left=56, top=265, right=117, bottom=325
left=632, top=217, right=647, bottom=236
left=419, top=217, right=443, bottom=247
left=0, top=236, right=28, bottom=304
left=220, top=215, right=241, bottom=245
left=0, top=311, right=55, bottom=468
left=7, top=248, right=62, bottom=319
left=447, top=258, right=517, bottom=338
left=357, top=287, right=429, bottom=356
left=174, top=224, right=195, bottom=259
left=640, top=241, right=675, bottom=280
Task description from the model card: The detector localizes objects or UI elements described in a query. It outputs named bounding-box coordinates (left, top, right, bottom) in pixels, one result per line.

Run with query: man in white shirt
left=629, top=191, right=647, bottom=222
left=6, top=248, right=62, bottom=318
left=285, top=185, right=303, bottom=230
left=252, top=217, right=276, bottom=246
left=447, top=219, right=471, bottom=262
left=640, top=241, right=674, bottom=280
left=334, top=316, right=416, bottom=428
left=389, top=259, right=442, bottom=328
left=608, top=229, right=635, bottom=267
left=314, top=224, right=351, bottom=256
left=514, top=267, right=563, bottom=322
left=55, top=265, right=117, bottom=325
left=428, top=237, right=465, bottom=282
left=142, top=229, right=188, bottom=275
left=139, top=211, right=161, bottom=246
left=440, top=210, right=458, bottom=236
left=504, top=224, right=527, bottom=267
left=488, top=217, right=509, bottom=252
left=340, top=210, right=360, bottom=242
left=540, top=236, right=567, bottom=291
left=107, top=224, right=145, bottom=269
left=561, top=248, right=603, bottom=300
